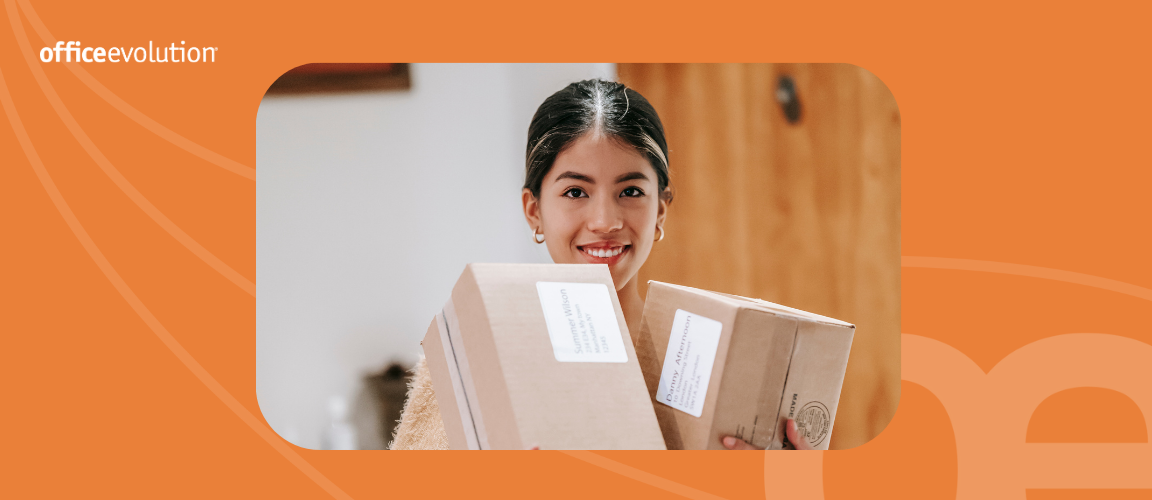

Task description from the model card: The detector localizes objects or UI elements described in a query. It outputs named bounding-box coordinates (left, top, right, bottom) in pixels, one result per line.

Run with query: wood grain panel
left=620, top=63, right=900, bottom=449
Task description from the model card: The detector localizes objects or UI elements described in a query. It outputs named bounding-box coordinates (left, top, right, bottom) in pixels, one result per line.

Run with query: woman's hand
left=720, top=419, right=816, bottom=450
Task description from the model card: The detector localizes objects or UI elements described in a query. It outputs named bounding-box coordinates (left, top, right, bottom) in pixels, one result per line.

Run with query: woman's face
left=523, top=133, right=668, bottom=290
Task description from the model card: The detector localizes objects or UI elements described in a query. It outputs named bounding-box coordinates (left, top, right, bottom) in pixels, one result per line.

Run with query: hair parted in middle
left=523, top=79, right=672, bottom=201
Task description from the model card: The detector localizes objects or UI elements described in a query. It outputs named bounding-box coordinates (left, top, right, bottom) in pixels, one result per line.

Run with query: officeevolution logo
left=39, top=41, right=218, bottom=64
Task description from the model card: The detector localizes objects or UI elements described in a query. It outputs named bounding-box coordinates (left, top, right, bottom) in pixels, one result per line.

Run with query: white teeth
left=585, top=247, right=623, bottom=258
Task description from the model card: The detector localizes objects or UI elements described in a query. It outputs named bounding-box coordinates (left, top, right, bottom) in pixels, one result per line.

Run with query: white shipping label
left=536, top=282, right=628, bottom=363
left=655, top=309, right=723, bottom=417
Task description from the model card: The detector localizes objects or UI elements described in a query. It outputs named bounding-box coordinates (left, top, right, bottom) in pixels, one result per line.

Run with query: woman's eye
left=620, top=187, right=645, bottom=197
left=563, top=188, right=587, bottom=198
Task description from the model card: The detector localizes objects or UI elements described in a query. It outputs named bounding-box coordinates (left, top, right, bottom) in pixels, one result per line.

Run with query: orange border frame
left=2, top=0, right=1150, bottom=498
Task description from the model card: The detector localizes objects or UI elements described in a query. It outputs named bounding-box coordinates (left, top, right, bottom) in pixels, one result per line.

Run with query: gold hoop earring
left=655, top=225, right=665, bottom=242
left=533, top=228, right=545, bottom=244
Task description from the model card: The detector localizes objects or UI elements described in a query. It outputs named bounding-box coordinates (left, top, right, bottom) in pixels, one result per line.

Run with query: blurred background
left=256, top=63, right=899, bottom=450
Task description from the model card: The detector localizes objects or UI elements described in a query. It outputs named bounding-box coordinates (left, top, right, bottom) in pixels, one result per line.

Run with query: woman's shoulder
left=388, top=355, right=450, bottom=450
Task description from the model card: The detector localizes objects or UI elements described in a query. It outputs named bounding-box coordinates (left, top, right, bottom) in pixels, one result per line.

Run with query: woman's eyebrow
left=615, top=171, right=650, bottom=183
left=554, top=171, right=595, bottom=183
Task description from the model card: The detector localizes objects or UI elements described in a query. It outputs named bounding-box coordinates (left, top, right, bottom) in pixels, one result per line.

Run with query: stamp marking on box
left=796, top=401, right=831, bottom=446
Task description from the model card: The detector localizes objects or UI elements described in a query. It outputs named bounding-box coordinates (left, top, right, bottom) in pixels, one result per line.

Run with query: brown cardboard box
left=634, top=281, right=855, bottom=450
left=422, top=263, right=666, bottom=450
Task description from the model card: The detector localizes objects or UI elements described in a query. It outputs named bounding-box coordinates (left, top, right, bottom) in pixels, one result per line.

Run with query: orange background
left=2, top=0, right=1150, bottom=499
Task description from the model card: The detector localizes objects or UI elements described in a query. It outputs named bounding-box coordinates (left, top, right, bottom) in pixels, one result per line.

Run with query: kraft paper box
left=634, top=281, right=855, bottom=450
left=421, top=263, right=666, bottom=450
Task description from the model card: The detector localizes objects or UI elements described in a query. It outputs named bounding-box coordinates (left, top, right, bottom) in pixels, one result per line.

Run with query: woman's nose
left=587, top=196, right=624, bottom=233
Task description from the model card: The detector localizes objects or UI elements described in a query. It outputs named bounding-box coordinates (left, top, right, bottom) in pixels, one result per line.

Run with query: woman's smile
left=577, top=242, right=630, bottom=265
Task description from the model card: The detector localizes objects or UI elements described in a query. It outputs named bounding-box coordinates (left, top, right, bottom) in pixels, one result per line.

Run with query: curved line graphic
left=902, top=256, right=1152, bottom=303
left=7, top=1, right=254, bottom=296
left=15, top=0, right=255, bottom=181
left=0, top=57, right=349, bottom=500
left=560, top=451, right=729, bottom=499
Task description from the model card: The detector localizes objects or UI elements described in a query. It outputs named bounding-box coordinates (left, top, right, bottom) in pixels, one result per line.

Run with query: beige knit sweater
left=388, top=355, right=450, bottom=450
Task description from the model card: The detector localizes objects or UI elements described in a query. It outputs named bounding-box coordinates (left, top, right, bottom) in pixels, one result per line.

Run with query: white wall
left=256, top=63, right=616, bottom=449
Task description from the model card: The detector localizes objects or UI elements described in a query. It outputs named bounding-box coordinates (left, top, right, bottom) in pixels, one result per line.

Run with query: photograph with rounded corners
left=256, top=63, right=900, bottom=450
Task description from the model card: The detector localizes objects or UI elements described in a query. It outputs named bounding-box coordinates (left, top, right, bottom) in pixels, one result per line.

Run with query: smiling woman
left=389, top=79, right=804, bottom=450
left=520, top=79, right=673, bottom=335
left=390, top=79, right=676, bottom=449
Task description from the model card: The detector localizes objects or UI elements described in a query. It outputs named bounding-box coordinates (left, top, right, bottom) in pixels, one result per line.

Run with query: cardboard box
left=634, top=281, right=855, bottom=450
left=422, top=263, right=666, bottom=450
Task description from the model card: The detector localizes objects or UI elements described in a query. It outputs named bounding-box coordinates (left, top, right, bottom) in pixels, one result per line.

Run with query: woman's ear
left=657, top=186, right=672, bottom=227
left=523, top=188, right=542, bottom=230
